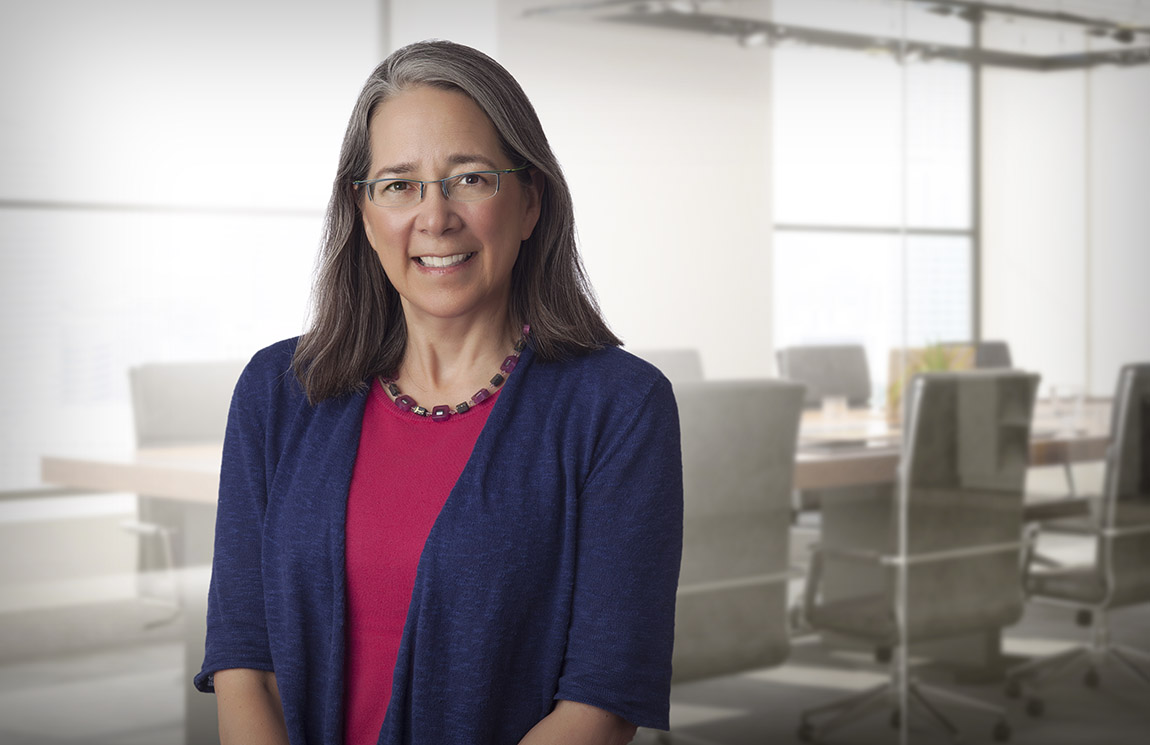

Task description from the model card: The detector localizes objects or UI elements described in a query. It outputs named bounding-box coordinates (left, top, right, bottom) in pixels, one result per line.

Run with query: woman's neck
left=396, top=309, right=519, bottom=407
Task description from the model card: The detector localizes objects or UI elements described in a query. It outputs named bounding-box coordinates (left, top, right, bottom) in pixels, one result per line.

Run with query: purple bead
left=472, top=388, right=491, bottom=404
left=522, top=324, right=531, bottom=336
left=431, top=405, right=452, bottom=422
left=395, top=394, right=416, bottom=411
left=500, top=355, right=518, bottom=373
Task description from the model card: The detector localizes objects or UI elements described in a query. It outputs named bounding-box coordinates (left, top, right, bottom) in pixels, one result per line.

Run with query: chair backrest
left=975, top=340, right=1013, bottom=369
left=1099, top=362, right=1150, bottom=608
left=129, top=360, right=247, bottom=447
left=670, top=378, right=805, bottom=683
left=630, top=348, right=704, bottom=383
left=897, top=370, right=1039, bottom=641
left=776, top=344, right=871, bottom=408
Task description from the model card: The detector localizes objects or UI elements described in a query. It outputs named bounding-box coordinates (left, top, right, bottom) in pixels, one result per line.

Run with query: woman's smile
left=414, top=252, right=476, bottom=269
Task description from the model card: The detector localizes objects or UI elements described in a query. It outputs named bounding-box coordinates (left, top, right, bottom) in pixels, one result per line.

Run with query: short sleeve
left=194, top=362, right=276, bottom=692
left=555, top=374, right=684, bottom=730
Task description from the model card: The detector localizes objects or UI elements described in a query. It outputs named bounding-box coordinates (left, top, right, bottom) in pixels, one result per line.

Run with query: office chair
left=630, top=348, right=705, bottom=383
left=776, top=344, right=872, bottom=521
left=777, top=344, right=872, bottom=409
left=655, top=379, right=804, bottom=743
left=1006, top=363, right=1150, bottom=715
left=126, top=359, right=246, bottom=622
left=975, top=341, right=1013, bottom=369
left=798, top=370, right=1040, bottom=743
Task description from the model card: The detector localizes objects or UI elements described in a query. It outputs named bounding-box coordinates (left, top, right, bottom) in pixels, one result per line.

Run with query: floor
left=1, top=522, right=1148, bottom=744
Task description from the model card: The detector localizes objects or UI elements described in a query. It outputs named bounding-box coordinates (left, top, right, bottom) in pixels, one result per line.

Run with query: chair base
left=798, top=676, right=1011, bottom=743
left=1006, top=638, right=1150, bottom=709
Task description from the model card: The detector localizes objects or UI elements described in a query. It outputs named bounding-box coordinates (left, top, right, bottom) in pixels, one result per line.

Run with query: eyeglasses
left=354, top=166, right=530, bottom=208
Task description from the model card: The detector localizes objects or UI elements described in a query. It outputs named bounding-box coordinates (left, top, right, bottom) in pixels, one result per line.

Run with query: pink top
left=343, top=380, right=497, bottom=745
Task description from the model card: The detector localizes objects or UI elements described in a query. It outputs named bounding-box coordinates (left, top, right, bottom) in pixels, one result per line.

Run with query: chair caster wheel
left=1005, top=678, right=1022, bottom=698
left=798, top=722, right=815, bottom=742
left=993, top=720, right=1011, bottom=742
left=1025, top=698, right=1044, bottom=717
left=1084, top=668, right=1100, bottom=688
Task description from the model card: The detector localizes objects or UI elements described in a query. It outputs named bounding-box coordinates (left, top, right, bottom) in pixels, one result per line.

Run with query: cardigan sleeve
left=194, top=360, right=276, bottom=692
left=554, top=373, right=684, bottom=730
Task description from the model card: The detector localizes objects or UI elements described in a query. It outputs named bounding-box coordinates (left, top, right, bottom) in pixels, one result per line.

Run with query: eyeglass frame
left=353, top=165, right=531, bottom=207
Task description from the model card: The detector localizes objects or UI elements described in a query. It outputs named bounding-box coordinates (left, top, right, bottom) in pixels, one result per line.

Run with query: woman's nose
left=414, top=185, right=461, bottom=235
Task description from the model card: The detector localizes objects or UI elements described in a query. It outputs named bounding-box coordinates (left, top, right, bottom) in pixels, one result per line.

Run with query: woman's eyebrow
left=371, top=154, right=500, bottom=180
left=372, top=162, right=418, bottom=179
left=446, top=153, right=499, bottom=170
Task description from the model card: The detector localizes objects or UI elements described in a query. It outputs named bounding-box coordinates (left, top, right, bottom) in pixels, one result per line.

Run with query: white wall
left=982, top=57, right=1150, bottom=396
left=389, top=0, right=498, bottom=55
left=1088, top=65, right=1150, bottom=394
left=981, top=67, right=1089, bottom=391
left=498, top=1, right=775, bottom=379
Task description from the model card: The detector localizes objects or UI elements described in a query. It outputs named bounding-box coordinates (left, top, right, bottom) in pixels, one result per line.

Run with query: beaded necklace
left=379, top=324, right=530, bottom=423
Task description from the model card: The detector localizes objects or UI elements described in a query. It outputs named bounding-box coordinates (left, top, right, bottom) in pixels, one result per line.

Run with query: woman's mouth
left=415, top=252, right=475, bottom=268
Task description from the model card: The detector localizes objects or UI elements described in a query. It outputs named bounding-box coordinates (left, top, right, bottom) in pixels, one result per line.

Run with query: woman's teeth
left=417, top=253, right=473, bottom=268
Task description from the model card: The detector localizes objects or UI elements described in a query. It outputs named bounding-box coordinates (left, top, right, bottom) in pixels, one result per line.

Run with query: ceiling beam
left=597, top=11, right=1150, bottom=70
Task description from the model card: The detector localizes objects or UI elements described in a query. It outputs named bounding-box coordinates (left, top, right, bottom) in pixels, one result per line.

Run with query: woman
left=195, top=40, right=683, bottom=745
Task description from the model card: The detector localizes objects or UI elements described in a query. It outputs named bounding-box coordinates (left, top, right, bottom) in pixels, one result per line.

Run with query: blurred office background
left=1, top=0, right=1149, bottom=743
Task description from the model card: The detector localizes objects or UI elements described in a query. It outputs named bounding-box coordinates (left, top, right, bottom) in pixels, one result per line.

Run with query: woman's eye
left=457, top=173, right=487, bottom=187
left=384, top=180, right=412, bottom=192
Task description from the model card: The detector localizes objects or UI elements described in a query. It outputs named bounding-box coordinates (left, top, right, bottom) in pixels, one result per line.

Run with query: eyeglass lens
left=370, top=171, right=502, bottom=206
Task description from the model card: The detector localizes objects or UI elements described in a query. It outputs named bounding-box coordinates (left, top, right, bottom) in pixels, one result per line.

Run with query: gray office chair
left=126, top=360, right=246, bottom=621
left=776, top=344, right=872, bottom=520
left=129, top=360, right=246, bottom=448
left=631, top=348, right=705, bottom=383
left=655, top=379, right=804, bottom=743
left=798, top=370, right=1040, bottom=743
left=975, top=340, right=1013, bottom=369
left=777, top=344, right=871, bottom=409
left=939, top=340, right=1014, bottom=370
left=1005, top=363, right=1150, bottom=715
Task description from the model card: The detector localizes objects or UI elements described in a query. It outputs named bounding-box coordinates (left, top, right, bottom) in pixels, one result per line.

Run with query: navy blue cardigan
left=195, top=339, right=683, bottom=744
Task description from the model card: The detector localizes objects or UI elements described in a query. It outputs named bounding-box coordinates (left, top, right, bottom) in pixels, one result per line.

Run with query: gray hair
left=293, top=39, right=618, bottom=404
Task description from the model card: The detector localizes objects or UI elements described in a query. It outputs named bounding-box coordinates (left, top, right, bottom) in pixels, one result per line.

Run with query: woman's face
left=360, top=85, right=542, bottom=328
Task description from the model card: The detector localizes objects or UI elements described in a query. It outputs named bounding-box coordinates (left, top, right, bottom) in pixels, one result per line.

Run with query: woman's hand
left=517, top=700, right=638, bottom=745
left=214, top=668, right=289, bottom=745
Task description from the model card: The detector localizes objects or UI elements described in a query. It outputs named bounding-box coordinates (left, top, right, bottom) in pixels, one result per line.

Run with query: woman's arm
left=517, top=700, right=637, bottom=745
left=214, top=668, right=289, bottom=745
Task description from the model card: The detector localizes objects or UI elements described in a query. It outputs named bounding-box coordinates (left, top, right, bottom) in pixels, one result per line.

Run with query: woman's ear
left=519, top=169, right=545, bottom=241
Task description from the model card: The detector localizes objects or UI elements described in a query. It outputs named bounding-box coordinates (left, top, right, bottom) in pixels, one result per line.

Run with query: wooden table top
left=40, top=401, right=1111, bottom=501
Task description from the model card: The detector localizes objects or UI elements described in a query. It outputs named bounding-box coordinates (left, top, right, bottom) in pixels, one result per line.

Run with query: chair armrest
left=879, top=540, right=1025, bottom=567
left=676, top=569, right=800, bottom=598
left=800, top=545, right=884, bottom=621
left=810, top=543, right=886, bottom=563
left=1102, top=523, right=1150, bottom=539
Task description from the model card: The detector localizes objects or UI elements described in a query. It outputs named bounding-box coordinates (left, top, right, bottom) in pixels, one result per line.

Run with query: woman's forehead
left=367, top=86, right=503, bottom=167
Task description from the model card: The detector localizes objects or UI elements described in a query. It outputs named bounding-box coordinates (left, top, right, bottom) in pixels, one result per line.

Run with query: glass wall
left=772, top=0, right=974, bottom=402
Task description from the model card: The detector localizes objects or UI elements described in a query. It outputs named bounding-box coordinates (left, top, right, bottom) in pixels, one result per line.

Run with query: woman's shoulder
left=233, top=337, right=305, bottom=407
left=525, top=345, right=674, bottom=410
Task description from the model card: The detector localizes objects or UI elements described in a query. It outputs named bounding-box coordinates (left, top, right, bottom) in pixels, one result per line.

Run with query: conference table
left=40, top=399, right=1111, bottom=503
left=38, top=398, right=1111, bottom=744
left=794, top=397, right=1110, bottom=517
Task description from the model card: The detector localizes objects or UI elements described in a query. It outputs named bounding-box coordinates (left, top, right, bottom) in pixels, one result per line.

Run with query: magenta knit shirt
left=343, top=380, right=498, bottom=745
